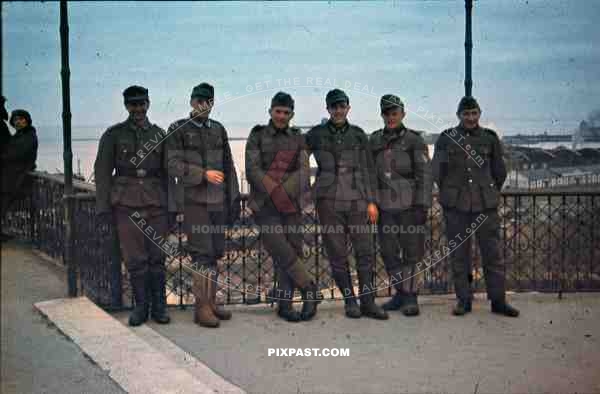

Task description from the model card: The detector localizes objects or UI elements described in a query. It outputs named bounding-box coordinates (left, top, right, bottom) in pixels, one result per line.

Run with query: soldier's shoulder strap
left=207, top=118, right=225, bottom=129
left=151, top=123, right=166, bottom=136
left=251, top=124, right=265, bottom=134
left=289, top=126, right=302, bottom=135
left=406, top=128, right=423, bottom=136
left=369, top=128, right=384, bottom=142
left=482, top=127, right=501, bottom=141
left=104, top=121, right=128, bottom=137
left=405, top=128, right=427, bottom=143
left=167, top=118, right=188, bottom=134
left=348, top=123, right=366, bottom=135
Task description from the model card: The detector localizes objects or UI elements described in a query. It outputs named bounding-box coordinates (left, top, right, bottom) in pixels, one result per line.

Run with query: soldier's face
left=458, top=108, right=481, bottom=130
left=382, top=108, right=405, bottom=129
left=269, top=106, right=294, bottom=129
left=191, top=97, right=213, bottom=118
left=327, top=101, right=350, bottom=126
left=126, top=100, right=149, bottom=123
left=13, top=116, right=28, bottom=130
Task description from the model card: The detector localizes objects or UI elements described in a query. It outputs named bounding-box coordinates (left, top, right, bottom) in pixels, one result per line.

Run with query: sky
left=3, top=0, right=600, bottom=142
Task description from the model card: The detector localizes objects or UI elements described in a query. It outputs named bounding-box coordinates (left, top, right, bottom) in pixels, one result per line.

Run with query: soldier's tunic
left=369, top=124, right=432, bottom=292
left=165, top=116, right=240, bottom=266
left=305, top=121, right=378, bottom=276
left=432, top=125, right=507, bottom=302
left=94, top=117, right=173, bottom=276
left=245, top=121, right=309, bottom=272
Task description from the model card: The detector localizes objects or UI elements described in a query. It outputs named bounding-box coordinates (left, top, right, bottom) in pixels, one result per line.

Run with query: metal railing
left=2, top=172, right=599, bottom=310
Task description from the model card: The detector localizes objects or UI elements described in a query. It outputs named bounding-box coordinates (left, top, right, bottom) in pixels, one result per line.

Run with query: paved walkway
left=3, top=241, right=600, bottom=394
left=1, top=241, right=124, bottom=394
left=124, top=293, right=600, bottom=394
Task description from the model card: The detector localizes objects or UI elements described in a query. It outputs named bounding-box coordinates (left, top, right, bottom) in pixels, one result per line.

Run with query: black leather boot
left=452, top=298, right=472, bottom=316
left=491, top=300, right=519, bottom=317
left=129, top=272, right=149, bottom=326
left=332, top=270, right=360, bottom=318
left=276, top=269, right=301, bottom=322
left=382, top=292, right=405, bottom=311
left=357, top=270, right=388, bottom=320
left=401, top=293, right=420, bottom=317
left=150, top=268, right=170, bottom=324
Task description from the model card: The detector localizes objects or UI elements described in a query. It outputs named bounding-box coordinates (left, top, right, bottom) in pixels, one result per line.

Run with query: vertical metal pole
left=464, top=0, right=473, bottom=97
left=60, top=0, right=76, bottom=296
left=1, top=2, right=4, bottom=97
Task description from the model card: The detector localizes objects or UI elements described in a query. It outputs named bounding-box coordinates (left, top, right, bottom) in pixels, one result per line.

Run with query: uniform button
left=467, top=168, right=471, bottom=172
left=468, top=179, right=473, bottom=183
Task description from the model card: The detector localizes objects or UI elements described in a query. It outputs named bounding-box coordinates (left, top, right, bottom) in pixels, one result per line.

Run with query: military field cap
left=457, top=96, right=480, bottom=113
left=123, top=85, right=149, bottom=103
left=191, top=83, right=214, bottom=99
left=270, top=91, right=294, bottom=110
left=9, top=109, right=32, bottom=127
left=326, top=89, right=349, bottom=107
left=380, top=94, right=404, bottom=112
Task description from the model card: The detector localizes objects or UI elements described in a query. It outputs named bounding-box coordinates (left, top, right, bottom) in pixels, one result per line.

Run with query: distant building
left=504, top=145, right=600, bottom=190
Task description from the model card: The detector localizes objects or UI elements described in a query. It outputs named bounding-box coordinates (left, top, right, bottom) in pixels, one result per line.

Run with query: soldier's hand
left=205, top=170, right=225, bottom=185
left=367, top=203, right=379, bottom=224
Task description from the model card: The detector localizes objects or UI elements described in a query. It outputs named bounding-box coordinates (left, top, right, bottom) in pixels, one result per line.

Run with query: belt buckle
left=136, top=168, right=147, bottom=177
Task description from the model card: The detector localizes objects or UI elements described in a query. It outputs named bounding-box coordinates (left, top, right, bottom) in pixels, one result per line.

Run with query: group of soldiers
left=94, top=83, right=519, bottom=328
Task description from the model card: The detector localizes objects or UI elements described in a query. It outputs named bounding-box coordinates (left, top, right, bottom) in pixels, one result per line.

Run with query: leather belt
left=115, top=168, right=162, bottom=178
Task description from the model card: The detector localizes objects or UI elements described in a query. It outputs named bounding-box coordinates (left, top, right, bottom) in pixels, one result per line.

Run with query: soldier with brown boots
left=245, top=92, right=321, bottom=322
left=165, top=83, right=240, bottom=328
left=94, top=86, right=172, bottom=326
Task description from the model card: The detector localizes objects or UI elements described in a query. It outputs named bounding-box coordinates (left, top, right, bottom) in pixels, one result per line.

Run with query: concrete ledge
left=34, top=297, right=245, bottom=394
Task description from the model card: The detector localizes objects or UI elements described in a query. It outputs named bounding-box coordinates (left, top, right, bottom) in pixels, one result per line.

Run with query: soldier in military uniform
left=94, top=86, right=173, bottom=326
left=432, top=96, right=519, bottom=317
left=165, top=83, right=240, bottom=328
left=245, top=91, right=320, bottom=322
left=369, top=94, right=432, bottom=316
left=306, top=89, right=387, bottom=320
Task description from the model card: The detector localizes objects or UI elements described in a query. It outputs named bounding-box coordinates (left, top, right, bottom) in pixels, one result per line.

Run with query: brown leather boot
left=210, top=272, right=231, bottom=320
left=192, top=272, right=220, bottom=328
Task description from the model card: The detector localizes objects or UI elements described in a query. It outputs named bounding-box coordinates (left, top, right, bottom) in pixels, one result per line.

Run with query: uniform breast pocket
left=448, top=145, right=465, bottom=162
left=117, top=142, right=135, bottom=162
left=391, top=147, right=412, bottom=173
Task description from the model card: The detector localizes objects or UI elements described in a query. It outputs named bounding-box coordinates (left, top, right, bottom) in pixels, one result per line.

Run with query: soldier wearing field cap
left=94, top=85, right=173, bottom=326
left=369, top=94, right=432, bottom=316
left=306, top=89, right=388, bottom=320
left=165, top=82, right=240, bottom=328
left=432, top=96, right=519, bottom=317
left=245, top=91, right=321, bottom=322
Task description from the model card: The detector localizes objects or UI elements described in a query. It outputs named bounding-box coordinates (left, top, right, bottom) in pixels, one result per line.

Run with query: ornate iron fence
left=2, top=172, right=599, bottom=310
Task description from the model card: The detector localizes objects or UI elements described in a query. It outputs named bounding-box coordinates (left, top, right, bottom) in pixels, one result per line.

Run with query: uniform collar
left=127, top=116, right=151, bottom=131
left=327, top=120, right=349, bottom=135
left=457, top=124, right=482, bottom=136
left=189, top=114, right=211, bottom=129
left=383, top=123, right=406, bottom=137
left=266, top=120, right=292, bottom=136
